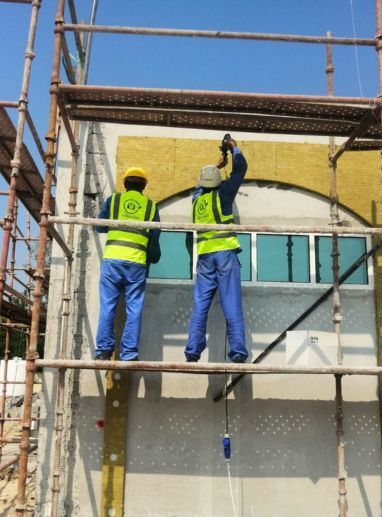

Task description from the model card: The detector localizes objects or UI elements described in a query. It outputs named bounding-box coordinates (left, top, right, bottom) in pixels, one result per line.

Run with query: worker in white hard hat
left=95, top=166, right=161, bottom=361
left=185, top=135, right=249, bottom=363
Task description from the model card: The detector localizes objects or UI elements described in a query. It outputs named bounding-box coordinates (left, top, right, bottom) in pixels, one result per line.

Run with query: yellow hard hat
left=122, top=166, right=148, bottom=183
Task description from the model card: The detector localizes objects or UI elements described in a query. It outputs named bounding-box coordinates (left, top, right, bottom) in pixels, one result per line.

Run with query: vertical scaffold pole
left=0, top=0, right=42, bottom=315
left=376, top=0, right=382, bottom=97
left=327, top=33, right=348, bottom=517
left=50, top=3, right=99, bottom=512
left=50, top=110, right=79, bottom=517
left=0, top=197, right=18, bottom=466
left=16, top=0, right=66, bottom=514
left=335, top=374, right=347, bottom=516
left=374, top=0, right=382, bottom=480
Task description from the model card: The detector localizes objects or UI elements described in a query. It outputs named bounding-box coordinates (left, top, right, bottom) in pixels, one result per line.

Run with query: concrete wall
left=36, top=124, right=382, bottom=516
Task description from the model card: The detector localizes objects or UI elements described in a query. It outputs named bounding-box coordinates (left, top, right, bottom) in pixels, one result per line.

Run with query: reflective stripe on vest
left=103, top=191, right=156, bottom=264
left=193, top=190, right=240, bottom=255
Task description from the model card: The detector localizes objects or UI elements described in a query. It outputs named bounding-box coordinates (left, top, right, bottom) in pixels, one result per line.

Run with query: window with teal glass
left=315, top=236, right=367, bottom=285
left=149, top=231, right=193, bottom=280
left=257, top=234, right=310, bottom=282
left=237, top=233, right=251, bottom=281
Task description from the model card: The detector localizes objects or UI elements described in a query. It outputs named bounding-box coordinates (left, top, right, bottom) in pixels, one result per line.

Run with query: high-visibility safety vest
left=103, top=191, right=156, bottom=264
left=193, top=190, right=240, bottom=255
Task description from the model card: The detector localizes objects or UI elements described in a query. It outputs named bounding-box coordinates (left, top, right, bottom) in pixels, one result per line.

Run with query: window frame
left=147, top=230, right=373, bottom=289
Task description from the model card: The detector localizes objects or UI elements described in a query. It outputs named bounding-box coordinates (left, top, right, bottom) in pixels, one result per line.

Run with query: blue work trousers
left=185, top=250, right=248, bottom=362
left=96, top=259, right=146, bottom=360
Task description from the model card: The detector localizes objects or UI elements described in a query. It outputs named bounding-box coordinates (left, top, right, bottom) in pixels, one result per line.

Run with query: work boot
left=186, top=355, right=199, bottom=363
left=95, top=351, right=112, bottom=360
left=232, top=356, right=247, bottom=363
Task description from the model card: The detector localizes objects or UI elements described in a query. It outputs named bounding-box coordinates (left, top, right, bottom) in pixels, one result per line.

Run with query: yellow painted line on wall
left=101, top=369, right=128, bottom=517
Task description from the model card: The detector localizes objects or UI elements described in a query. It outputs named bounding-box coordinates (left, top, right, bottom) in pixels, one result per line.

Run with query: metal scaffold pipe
left=326, top=34, right=348, bottom=515
left=50, top=4, right=99, bottom=510
left=34, top=359, right=382, bottom=375
left=0, top=0, right=41, bottom=315
left=376, top=0, right=382, bottom=96
left=0, top=101, right=18, bottom=108
left=59, top=83, right=380, bottom=106
left=48, top=215, right=382, bottom=236
left=16, top=0, right=65, bottom=514
left=62, top=23, right=376, bottom=46
left=50, top=93, right=81, bottom=517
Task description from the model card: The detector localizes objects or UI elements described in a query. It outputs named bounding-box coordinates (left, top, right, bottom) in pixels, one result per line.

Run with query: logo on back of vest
left=197, top=199, right=208, bottom=216
left=123, top=199, right=141, bottom=215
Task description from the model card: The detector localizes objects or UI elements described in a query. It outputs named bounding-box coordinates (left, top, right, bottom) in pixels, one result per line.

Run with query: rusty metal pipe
left=0, top=0, right=41, bottom=318
left=0, top=101, right=18, bottom=108
left=34, top=359, right=382, bottom=375
left=0, top=326, right=11, bottom=465
left=67, top=0, right=85, bottom=64
left=327, top=38, right=348, bottom=515
left=0, top=445, right=37, bottom=474
left=56, top=96, right=78, bottom=151
left=63, top=23, right=375, bottom=47
left=0, top=199, right=19, bottom=465
left=47, top=227, right=72, bottom=259
left=330, top=110, right=381, bottom=163
left=82, top=0, right=99, bottom=83
left=59, top=83, right=379, bottom=106
left=25, top=109, right=45, bottom=162
left=48, top=215, right=382, bottom=235
left=50, top=111, right=80, bottom=517
left=16, top=0, right=65, bottom=514
left=376, top=0, right=382, bottom=96
left=335, top=375, right=348, bottom=516
left=61, top=32, right=76, bottom=84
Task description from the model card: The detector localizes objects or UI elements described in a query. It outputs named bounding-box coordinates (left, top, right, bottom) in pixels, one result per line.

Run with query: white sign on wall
left=286, top=331, right=338, bottom=366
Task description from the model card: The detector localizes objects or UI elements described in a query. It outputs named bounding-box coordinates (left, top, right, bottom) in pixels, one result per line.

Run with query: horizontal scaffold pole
left=63, top=24, right=375, bottom=47
left=48, top=215, right=382, bottom=236
left=0, top=101, right=18, bottom=108
left=36, top=359, right=382, bottom=375
left=60, top=83, right=379, bottom=106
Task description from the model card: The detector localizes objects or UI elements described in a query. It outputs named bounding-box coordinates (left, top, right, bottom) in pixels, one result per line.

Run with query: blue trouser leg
left=216, top=251, right=248, bottom=361
left=96, top=260, right=123, bottom=355
left=185, top=254, right=217, bottom=359
left=120, top=263, right=146, bottom=360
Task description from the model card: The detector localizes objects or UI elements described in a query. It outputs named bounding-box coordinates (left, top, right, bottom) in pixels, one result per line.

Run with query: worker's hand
left=216, top=154, right=228, bottom=169
left=225, top=137, right=237, bottom=150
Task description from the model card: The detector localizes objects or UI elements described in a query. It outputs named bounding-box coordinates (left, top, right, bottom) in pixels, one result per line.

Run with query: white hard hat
left=199, top=165, right=222, bottom=188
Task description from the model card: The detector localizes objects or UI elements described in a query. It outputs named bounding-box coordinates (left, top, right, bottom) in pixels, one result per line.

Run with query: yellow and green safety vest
left=193, top=190, right=240, bottom=255
left=103, top=191, right=156, bottom=264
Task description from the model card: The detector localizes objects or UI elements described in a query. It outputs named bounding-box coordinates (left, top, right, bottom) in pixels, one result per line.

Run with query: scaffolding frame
left=3, top=0, right=382, bottom=515
left=0, top=2, right=52, bottom=513
left=0, top=0, right=44, bottom=489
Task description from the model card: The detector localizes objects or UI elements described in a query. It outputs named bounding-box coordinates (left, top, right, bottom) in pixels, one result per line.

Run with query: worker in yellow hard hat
left=95, top=166, right=161, bottom=361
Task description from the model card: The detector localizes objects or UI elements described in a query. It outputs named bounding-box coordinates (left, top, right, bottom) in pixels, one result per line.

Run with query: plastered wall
left=36, top=125, right=382, bottom=517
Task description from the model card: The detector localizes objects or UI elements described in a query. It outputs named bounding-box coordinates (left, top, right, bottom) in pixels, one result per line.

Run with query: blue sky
left=0, top=0, right=378, bottom=144
left=0, top=0, right=379, bottom=253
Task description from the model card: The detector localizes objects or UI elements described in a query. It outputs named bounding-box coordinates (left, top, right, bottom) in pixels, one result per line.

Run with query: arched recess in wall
left=158, top=180, right=368, bottom=228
